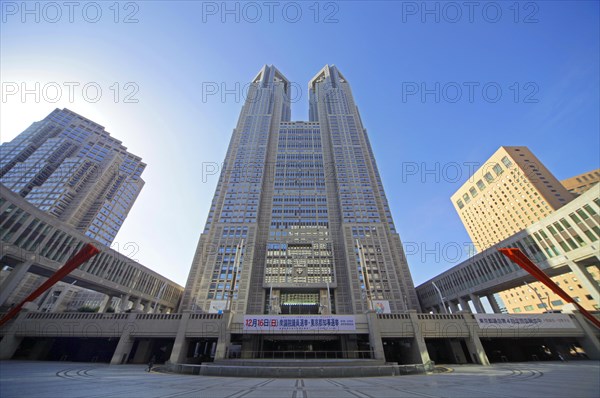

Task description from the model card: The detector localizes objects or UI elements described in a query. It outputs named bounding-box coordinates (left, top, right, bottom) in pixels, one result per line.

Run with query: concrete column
left=50, top=286, right=72, bottom=312
left=406, top=310, right=433, bottom=365
left=449, top=300, right=460, bottom=313
left=0, top=261, right=32, bottom=307
left=0, top=311, right=28, bottom=360
left=119, top=294, right=130, bottom=312
left=459, top=297, right=472, bottom=313
left=168, top=312, right=191, bottom=364
left=110, top=314, right=137, bottom=365
left=214, top=311, right=233, bottom=360
left=132, top=297, right=142, bottom=312
left=140, top=301, right=152, bottom=314
left=98, top=296, right=112, bottom=313
left=487, top=294, right=502, bottom=314
left=365, top=310, right=386, bottom=360
left=461, top=313, right=490, bottom=365
left=566, top=261, right=600, bottom=305
left=470, top=294, right=486, bottom=314
left=565, top=310, right=600, bottom=360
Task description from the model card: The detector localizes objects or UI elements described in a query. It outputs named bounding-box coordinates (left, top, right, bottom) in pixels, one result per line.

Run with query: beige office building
left=451, top=146, right=575, bottom=251
left=498, top=267, right=600, bottom=314
left=561, top=169, right=600, bottom=196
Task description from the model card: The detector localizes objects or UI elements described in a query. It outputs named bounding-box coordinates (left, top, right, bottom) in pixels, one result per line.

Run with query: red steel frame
left=0, top=243, right=100, bottom=327
left=498, top=247, right=600, bottom=329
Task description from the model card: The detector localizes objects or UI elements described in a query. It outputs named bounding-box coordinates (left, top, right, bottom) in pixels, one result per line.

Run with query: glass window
left=463, top=193, right=471, bottom=204
left=476, top=180, right=486, bottom=191
left=513, top=307, right=522, bottom=313
left=484, top=172, right=494, bottom=183
left=492, top=164, right=503, bottom=176
left=457, top=199, right=464, bottom=209
left=583, top=204, right=597, bottom=216
left=554, top=222, right=564, bottom=232
left=501, top=156, right=513, bottom=168
left=576, top=209, right=589, bottom=220
left=551, top=300, right=564, bottom=306
left=469, top=187, right=478, bottom=198
left=524, top=305, right=534, bottom=311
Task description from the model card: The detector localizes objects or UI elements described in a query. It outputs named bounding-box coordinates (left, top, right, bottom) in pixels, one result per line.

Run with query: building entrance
left=262, top=334, right=342, bottom=358
left=231, top=334, right=373, bottom=359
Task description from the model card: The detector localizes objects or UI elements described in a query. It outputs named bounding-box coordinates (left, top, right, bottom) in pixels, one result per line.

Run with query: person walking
left=147, top=356, right=156, bottom=372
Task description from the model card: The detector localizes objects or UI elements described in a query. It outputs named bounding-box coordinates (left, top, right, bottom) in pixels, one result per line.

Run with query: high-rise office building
left=561, top=169, right=600, bottom=196
left=182, top=65, right=419, bottom=316
left=497, top=268, right=600, bottom=314
left=0, top=108, right=145, bottom=246
left=451, top=146, right=574, bottom=251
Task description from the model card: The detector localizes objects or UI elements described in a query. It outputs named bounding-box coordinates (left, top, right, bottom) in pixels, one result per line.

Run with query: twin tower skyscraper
left=182, top=65, right=420, bottom=315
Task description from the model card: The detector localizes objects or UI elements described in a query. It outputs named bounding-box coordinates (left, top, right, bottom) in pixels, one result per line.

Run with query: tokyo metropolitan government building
left=180, top=65, right=419, bottom=353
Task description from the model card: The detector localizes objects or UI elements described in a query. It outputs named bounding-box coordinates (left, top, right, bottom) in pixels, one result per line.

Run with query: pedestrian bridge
left=0, top=187, right=183, bottom=313
left=416, top=189, right=600, bottom=314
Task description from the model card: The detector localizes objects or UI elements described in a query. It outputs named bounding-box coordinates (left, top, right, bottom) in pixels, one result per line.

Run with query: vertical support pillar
left=0, top=261, right=33, bottom=307
left=50, top=286, right=72, bottom=312
left=461, top=312, right=490, bottom=365
left=214, top=311, right=233, bottom=360
left=459, top=297, right=472, bottom=313
left=0, top=311, right=27, bottom=360
left=565, top=310, right=600, bottom=360
left=168, top=313, right=191, bottom=364
left=407, top=310, right=433, bottom=365
left=470, top=294, right=486, bottom=314
left=132, top=297, right=142, bottom=312
left=365, top=310, right=386, bottom=360
left=566, top=261, right=600, bottom=304
left=110, top=313, right=137, bottom=365
left=98, top=296, right=112, bottom=313
left=487, top=294, right=502, bottom=314
left=449, top=300, right=460, bottom=313
left=143, top=301, right=153, bottom=313
left=120, top=294, right=130, bottom=312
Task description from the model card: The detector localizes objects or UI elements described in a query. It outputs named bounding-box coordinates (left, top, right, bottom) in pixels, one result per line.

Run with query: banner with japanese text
left=474, top=313, right=577, bottom=329
left=243, top=315, right=356, bottom=332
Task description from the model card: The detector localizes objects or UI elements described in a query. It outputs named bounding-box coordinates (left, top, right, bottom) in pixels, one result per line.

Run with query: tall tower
left=182, top=65, right=419, bottom=315
left=0, top=108, right=145, bottom=246
left=451, top=146, right=574, bottom=251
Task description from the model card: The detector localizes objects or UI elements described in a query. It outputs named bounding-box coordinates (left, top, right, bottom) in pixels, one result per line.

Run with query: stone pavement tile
left=1, top=361, right=599, bottom=398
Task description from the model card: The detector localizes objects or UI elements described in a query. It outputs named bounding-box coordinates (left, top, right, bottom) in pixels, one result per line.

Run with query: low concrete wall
left=163, top=361, right=435, bottom=378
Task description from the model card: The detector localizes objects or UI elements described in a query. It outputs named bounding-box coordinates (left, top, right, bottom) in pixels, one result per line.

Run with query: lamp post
left=431, top=281, right=448, bottom=314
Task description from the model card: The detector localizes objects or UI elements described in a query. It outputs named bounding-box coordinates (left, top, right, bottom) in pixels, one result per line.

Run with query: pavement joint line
left=2, top=361, right=599, bottom=398
left=224, top=389, right=254, bottom=398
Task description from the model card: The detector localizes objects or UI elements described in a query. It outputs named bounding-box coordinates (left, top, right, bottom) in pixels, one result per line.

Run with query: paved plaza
left=1, top=360, right=599, bottom=398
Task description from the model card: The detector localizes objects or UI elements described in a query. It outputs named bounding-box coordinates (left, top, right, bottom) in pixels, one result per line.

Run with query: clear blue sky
left=1, top=1, right=599, bottom=287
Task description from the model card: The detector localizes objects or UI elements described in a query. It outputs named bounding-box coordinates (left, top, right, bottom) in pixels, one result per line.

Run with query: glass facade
left=0, top=108, right=145, bottom=246
left=182, top=65, right=420, bottom=315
